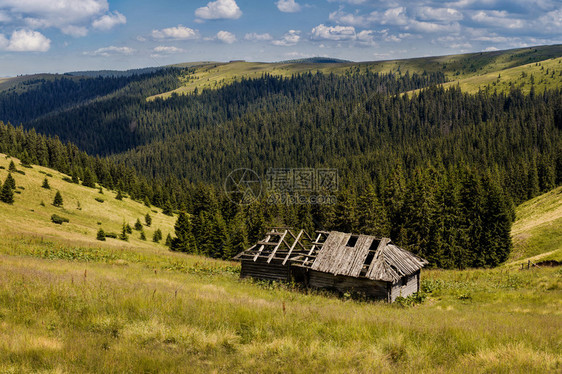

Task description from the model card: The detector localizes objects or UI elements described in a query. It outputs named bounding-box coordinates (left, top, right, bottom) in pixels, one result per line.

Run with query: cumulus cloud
left=153, top=46, right=184, bottom=54
left=244, top=32, right=273, bottom=41
left=3, top=29, right=50, bottom=51
left=216, top=30, right=236, bottom=44
left=311, top=24, right=356, bottom=41
left=471, top=10, right=525, bottom=29
left=85, top=45, right=135, bottom=56
left=276, top=0, right=301, bottom=13
left=417, top=7, right=463, bottom=21
left=0, top=0, right=127, bottom=37
left=329, top=9, right=371, bottom=27
left=195, top=0, right=242, bottom=20
left=61, top=25, right=89, bottom=37
left=271, top=30, right=300, bottom=46
left=92, top=11, right=126, bottom=30
left=151, top=26, right=199, bottom=40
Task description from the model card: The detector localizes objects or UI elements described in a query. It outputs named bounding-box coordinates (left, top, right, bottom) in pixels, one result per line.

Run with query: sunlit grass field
left=0, top=156, right=561, bottom=372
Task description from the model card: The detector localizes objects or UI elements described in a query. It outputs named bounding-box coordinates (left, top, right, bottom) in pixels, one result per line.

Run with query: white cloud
left=471, top=10, right=526, bottom=29
left=329, top=9, right=370, bottom=27
left=195, top=0, right=242, bottom=20
left=4, top=29, right=50, bottom=51
left=484, top=46, right=499, bottom=51
left=244, top=32, right=273, bottom=41
left=152, top=26, right=199, bottom=40
left=311, top=24, right=356, bottom=41
left=0, top=34, right=9, bottom=49
left=380, top=7, right=409, bottom=26
left=328, top=0, right=367, bottom=4
left=153, top=46, right=184, bottom=54
left=61, top=25, right=88, bottom=37
left=216, top=30, right=236, bottom=44
left=276, top=0, right=301, bottom=13
left=271, top=30, right=300, bottom=46
left=356, top=30, right=376, bottom=45
left=86, top=45, right=134, bottom=56
left=0, top=1, right=127, bottom=38
left=417, top=7, right=463, bottom=22
left=536, top=9, right=562, bottom=33
left=92, top=11, right=126, bottom=30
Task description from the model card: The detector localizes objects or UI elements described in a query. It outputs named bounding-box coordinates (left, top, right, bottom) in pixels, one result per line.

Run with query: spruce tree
left=82, top=167, right=96, bottom=188
left=8, top=160, right=16, bottom=172
left=53, top=191, right=63, bottom=207
left=165, top=233, right=172, bottom=247
left=96, top=228, right=106, bottom=241
left=0, top=180, right=14, bottom=204
left=119, top=222, right=129, bottom=241
left=134, top=218, right=143, bottom=231
left=170, top=212, right=197, bottom=253
left=4, top=173, right=15, bottom=190
left=140, top=231, right=146, bottom=241
left=163, top=199, right=174, bottom=216
left=153, top=228, right=163, bottom=243
left=145, top=213, right=152, bottom=227
left=115, top=190, right=123, bottom=200
left=42, top=177, right=50, bottom=189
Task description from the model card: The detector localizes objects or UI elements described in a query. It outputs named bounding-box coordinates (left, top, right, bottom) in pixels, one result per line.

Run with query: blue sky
left=0, top=0, right=560, bottom=76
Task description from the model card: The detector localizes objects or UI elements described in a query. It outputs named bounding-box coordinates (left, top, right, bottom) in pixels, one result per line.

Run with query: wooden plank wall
left=390, top=270, right=420, bottom=301
left=240, top=261, right=290, bottom=281
left=308, top=270, right=389, bottom=299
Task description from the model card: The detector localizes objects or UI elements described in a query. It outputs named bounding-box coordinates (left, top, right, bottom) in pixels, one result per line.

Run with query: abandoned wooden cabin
left=233, top=228, right=313, bottom=282
left=235, top=229, right=428, bottom=302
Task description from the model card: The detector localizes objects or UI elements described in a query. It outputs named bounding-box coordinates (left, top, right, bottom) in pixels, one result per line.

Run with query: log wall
left=308, top=270, right=390, bottom=300
left=390, top=270, right=420, bottom=301
left=240, top=260, right=290, bottom=281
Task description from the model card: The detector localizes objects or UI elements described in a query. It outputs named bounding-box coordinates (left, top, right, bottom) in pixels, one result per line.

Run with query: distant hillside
left=0, top=153, right=176, bottom=252
left=148, top=44, right=562, bottom=100
left=510, top=186, right=562, bottom=264
left=279, top=57, right=353, bottom=64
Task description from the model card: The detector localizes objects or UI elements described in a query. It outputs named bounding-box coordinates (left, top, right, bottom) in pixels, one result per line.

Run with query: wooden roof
left=293, top=231, right=428, bottom=282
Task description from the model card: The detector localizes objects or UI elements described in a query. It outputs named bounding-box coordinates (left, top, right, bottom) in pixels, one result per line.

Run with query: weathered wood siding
left=240, top=260, right=290, bottom=281
left=390, top=270, right=420, bottom=301
left=308, top=270, right=389, bottom=300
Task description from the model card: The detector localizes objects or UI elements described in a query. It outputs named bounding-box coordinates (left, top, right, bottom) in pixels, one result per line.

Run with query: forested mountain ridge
left=0, top=44, right=561, bottom=269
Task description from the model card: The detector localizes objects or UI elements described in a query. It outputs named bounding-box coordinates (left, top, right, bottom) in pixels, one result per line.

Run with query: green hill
left=0, top=153, right=176, bottom=255
left=0, top=154, right=561, bottom=372
left=148, top=44, right=562, bottom=100
left=510, top=186, right=562, bottom=264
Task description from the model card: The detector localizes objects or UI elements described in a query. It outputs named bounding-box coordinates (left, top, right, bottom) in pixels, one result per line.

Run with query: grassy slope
left=0, top=153, right=176, bottom=254
left=147, top=44, right=562, bottom=100
left=0, top=156, right=561, bottom=372
left=511, top=186, right=562, bottom=264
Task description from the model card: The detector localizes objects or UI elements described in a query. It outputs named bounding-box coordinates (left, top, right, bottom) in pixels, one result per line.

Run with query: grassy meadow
left=0, top=156, right=561, bottom=372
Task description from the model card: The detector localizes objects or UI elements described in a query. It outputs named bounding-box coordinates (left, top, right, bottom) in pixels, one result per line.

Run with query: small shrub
left=140, top=231, right=146, bottom=241
left=0, top=166, right=4, bottom=170
left=14, top=190, right=21, bottom=194
left=95, top=197, right=105, bottom=203
left=105, top=232, right=118, bottom=239
left=97, top=228, right=106, bottom=241
left=62, top=177, right=73, bottom=183
left=40, top=200, right=45, bottom=206
left=51, top=214, right=69, bottom=225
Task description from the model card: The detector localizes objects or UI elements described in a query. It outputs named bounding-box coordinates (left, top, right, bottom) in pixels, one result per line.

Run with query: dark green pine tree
left=170, top=212, right=197, bottom=253
left=53, top=191, right=63, bottom=207
left=0, top=179, right=14, bottom=204
left=4, top=173, right=16, bottom=190
left=71, top=167, right=80, bottom=184
left=42, top=177, right=51, bottom=189
left=96, top=228, right=106, bottom=241
left=145, top=213, right=152, bottom=227
left=165, top=233, right=172, bottom=247
left=152, top=228, right=163, bottom=243
left=140, top=231, right=146, bottom=241
left=82, top=167, right=96, bottom=188
left=134, top=218, right=143, bottom=231
left=357, top=184, right=390, bottom=238
left=163, top=199, right=174, bottom=216
left=8, top=160, right=16, bottom=172
left=115, top=190, right=123, bottom=200
left=225, top=211, right=248, bottom=259
left=119, top=222, right=129, bottom=241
